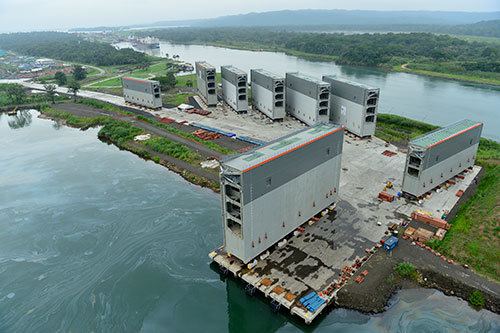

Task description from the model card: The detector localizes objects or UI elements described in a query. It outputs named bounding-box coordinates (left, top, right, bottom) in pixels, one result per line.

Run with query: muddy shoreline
left=336, top=243, right=500, bottom=315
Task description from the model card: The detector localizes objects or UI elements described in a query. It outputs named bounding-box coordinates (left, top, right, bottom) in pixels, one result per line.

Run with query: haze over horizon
left=0, top=0, right=499, bottom=33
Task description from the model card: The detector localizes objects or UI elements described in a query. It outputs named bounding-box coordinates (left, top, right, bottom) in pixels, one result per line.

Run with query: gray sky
left=0, top=0, right=499, bottom=33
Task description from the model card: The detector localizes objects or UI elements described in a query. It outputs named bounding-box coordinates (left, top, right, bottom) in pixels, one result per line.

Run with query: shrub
left=468, top=290, right=485, bottom=309
left=395, top=262, right=419, bottom=280
left=144, top=137, right=200, bottom=163
left=98, top=120, right=143, bottom=145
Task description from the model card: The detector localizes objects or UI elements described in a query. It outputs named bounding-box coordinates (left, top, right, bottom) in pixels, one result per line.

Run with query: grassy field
left=89, top=62, right=168, bottom=88
left=136, top=115, right=234, bottom=155
left=163, top=93, right=193, bottom=106
left=377, top=114, right=500, bottom=281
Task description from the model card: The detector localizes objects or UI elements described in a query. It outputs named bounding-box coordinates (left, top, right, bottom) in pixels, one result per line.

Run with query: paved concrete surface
left=6, top=80, right=304, bottom=142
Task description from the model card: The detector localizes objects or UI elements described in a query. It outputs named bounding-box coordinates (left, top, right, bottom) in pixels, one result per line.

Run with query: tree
left=6, top=84, right=26, bottom=104
left=44, top=84, right=57, bottom=104
left=54, top=71, right=67, bottom=86
left=185, top=80, right=193, bottom=88
left=67, top=79, right=81, bottom=101
left=165, top=71, right=177, bottom=89
left=153, top=72, right=177, bottom=91
left=72, top=65, right=87, bottom=81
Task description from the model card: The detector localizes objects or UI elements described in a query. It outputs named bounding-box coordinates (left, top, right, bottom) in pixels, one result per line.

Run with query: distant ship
left=132, top=36, right=160, bottom=49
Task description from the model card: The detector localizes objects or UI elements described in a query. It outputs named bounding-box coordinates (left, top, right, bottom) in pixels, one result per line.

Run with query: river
left=116, top=41, right=499, bottom=141
left=0, top=110, right=498, bottom=332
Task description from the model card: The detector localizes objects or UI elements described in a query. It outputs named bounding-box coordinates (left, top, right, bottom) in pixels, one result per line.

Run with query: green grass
left=40, top=106, right=109, bottom=129
left=468, top=290, right=486, bottom=309
left=395, top=262, right=420, bottom=281
left=89, top=61, right=169, bottom=88
left=76, top=98, right=133, bottom=116
left=163, top=93, right=193, bottom=106
left=91, top=76, right=122, bottom=88
left=375, top=114, right=438, bottom=144
left=129, top=62, right=167, bottom=78
left=97, top=119, right=143, bottom=145
left=136, top=115, right=235, bottom=155
left=429, top=163, right=500, bottom=280
left=143, top=136, right=201, bottom=163
left=397, top=63, right=500, bottom=86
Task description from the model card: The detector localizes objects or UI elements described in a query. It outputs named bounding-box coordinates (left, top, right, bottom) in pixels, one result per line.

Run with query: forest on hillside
left=0, top=32, right=148, bottom=66
left=142, top=28, right=500, bottom=68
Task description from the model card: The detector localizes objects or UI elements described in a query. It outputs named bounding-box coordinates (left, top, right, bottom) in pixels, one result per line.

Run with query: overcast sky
left=0, top=0, right=499, bottom=33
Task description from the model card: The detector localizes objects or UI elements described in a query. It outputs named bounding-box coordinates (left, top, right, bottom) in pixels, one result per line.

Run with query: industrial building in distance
left=221, top=65, right=248, bottom=113
left=122, top=77, right=162, bottom=109
left=402, top=119, right=483, bottom=198
left=250, top=69, right=285, bottom=120
left=323, top=76, right=379, bottom=137
left=220, top=123, right=344, bottom=263
left=285, top=73, right=330, bottom=126
left=195, top=61, right=218, bottom=106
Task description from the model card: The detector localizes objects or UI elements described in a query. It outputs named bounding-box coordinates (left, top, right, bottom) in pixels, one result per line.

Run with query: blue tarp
left=299, top=291, right=325, bottom=313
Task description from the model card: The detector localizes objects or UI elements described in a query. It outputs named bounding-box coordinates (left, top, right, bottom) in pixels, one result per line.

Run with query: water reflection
left=338, top=65, right=387, bottom=81
left=7, top=110, right=32, bottom=129
left=52, top=121, right=63, bottom=130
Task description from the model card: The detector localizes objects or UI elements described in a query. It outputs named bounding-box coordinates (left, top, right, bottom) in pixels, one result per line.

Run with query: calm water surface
left=0, top=111, right=498, bottom=332
left=116, top=42, right=500, bottom=141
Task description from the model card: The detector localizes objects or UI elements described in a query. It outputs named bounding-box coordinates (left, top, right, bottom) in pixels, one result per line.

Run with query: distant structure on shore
left=122, top=77, right=162, bottom=109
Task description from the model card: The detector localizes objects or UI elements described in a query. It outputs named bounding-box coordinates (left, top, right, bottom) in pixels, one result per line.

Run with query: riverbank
left=336, top=236, right=500, bottom=315
left=150, top=39, right=500, bottom=87
left=37, top=102, right=228, bottom=192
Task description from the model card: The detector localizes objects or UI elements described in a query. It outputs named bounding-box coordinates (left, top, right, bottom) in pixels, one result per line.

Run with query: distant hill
left=191, top=9, right=500, bottom=27
left=69, top=9, right=500, bottom=35
left=446, top=19, right=500, bottom=37
left=278, top=20, right=500, bottom=38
